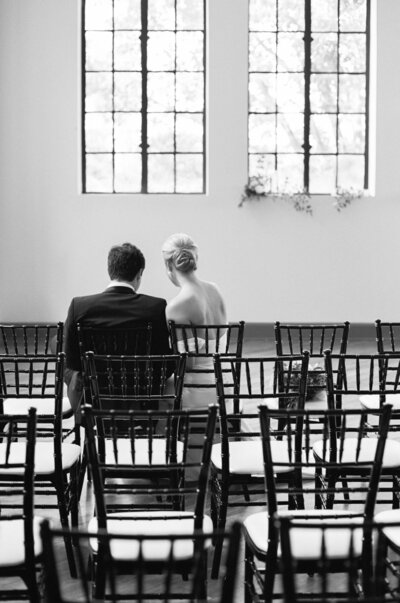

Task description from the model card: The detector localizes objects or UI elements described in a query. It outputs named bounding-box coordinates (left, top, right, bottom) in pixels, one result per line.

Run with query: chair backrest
left=77, top=323, right=152, bottom=357
left=324, top=351, right=400, bottom=409
left=40, top=520, right=241, bottom=603
left=376, top=320, right=400, bottom=354
left=278, top=516, right=391, bottom=603
left=85, top=351, right=186, bottom=411
left=259, top=403, right=392, bottom=523
left=84, top=404, right=218, bottom=527
left=0, top=323, right=63, bottom=356
left=275, top=322, right=350, bottom=358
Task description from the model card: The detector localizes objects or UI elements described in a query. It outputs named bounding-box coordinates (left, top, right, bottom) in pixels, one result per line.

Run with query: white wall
left=1, top=0, right=399, bottom=323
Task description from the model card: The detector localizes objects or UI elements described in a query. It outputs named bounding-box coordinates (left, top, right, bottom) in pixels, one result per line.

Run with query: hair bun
left=174, top=248, right=197, bottom=273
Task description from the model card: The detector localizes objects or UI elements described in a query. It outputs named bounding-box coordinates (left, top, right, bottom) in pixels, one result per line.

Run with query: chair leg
left=211, top=487, right=229, bottom=579
left=53, top=473, right=77, bottom=578
left=244, top=542, right=254, bottom=603
left=77, top=446, right=88, bottom=500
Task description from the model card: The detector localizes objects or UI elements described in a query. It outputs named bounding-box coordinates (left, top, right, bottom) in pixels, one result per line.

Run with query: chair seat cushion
left=360, top=394, right=400, bottom=411
left=88, top=512, right=213, bottom=561
left=375, top=509, right=400, bottom=548
left=0, top=442, right=81, bottom=474
left=243, top=510, right=364, bottom=560
left=313, top=437, right=400, bottom=469
left=104, top=439, right=184, bottom=465
left=3, top=396, right=72, bottom=416
left=0, top=516, right=44, bottom=567
left=211, top=440, right=290, bottom=475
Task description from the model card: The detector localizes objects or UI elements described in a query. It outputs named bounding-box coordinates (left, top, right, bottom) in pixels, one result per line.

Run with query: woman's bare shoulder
left=166, top=290, right=202, bottom=323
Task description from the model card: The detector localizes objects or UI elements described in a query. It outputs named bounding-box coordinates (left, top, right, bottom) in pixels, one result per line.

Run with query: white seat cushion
left=211, top=440, right=290, bottom=475
left=88, top=512, right=213, bottom=561
left=0, top=442, right=81, bottom=474
left=360, top=394, right=400, bottom=411
left=3, top=396, right=72, bottom=416
left=244, top=510, right=363, bottom=560
left=313, top=437, right=400, bottom=469
left=375, top=509, right=400, bottom=547
left=0, top=516, right=44, bottom=567
left=104, top=439, right=184, bottom=465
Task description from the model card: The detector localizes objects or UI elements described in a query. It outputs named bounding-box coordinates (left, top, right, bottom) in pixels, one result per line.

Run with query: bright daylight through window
left=82, top=0, right=205, bottom=194
left=248, top=0, right=370, bottom=195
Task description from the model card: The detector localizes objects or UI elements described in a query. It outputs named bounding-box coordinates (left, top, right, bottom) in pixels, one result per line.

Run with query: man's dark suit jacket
left=64, top=285, right=172, bottom=373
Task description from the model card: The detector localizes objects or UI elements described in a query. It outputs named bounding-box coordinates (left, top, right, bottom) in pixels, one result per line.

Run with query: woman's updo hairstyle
left=162, top=233, right=198, bottom=273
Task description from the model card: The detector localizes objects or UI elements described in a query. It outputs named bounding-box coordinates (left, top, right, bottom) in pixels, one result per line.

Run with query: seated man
left=64, top=242, right=172, bottom=417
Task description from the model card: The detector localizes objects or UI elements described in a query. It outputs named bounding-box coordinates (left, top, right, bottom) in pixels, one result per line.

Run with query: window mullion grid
left=202, top=0, right=206, bottom=194
left=335, top=0, right=341, bottom=190
left=274, top=0, right=279, bottom=183
left=303, top=0, right=312, bottom=192
left=140, top=0, right=149, bottom=193
left=364, top=0, right=371, bottom=189
left=81, top=0, right=87, bottom=193
left=174, top=0, right=177, bottom=193
left=112, top=0, right=115, bottom=193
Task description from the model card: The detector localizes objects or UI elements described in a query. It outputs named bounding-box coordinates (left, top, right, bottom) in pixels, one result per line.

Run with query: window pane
left=249, top=114, right=276, bottom=153
left=311, top=0, right=338, bottom=32
left=309, top=155, right=336, bottom=193
left=311, top=74, right=337, bottom=113
left=114, top=32, right=141, bottom=71
left=148, top=155, right=175, bottom=192
left=310, top=114, right=337, bottom=153
left=114, top=73, right=142, bottom=111
left=85, top=32, right=112, bottom=71
left=177, top=0, right=204, bottom=30
left=86, top=154, right=113, bottom=192
left=339, top=74, right=366, bottom=112
left=148, top=32, right=175, bottom=71
left=85, top=113, right=113, bottom=152
left=85, top=0, right=112, bottom=30
left=148, top=73, right=175, bottom=111
left=339, top=0, right=367, bottom=32
left=85, top=73, right=113, bottom=111
left=277, top=114, right=303, bottom=152
left=148, top=0, right=175, bottom=30
left=249, top=153, right=276, bottom=182
left=249, top=74, right=276, bottom=113
left=176, top=73, right=204, bottom=111
left=114, top=113, right=141, bottom=152
left=177, top=32, right=204, bottom=71
left=277, top=33, right=304, bottom=71
left=249, top=0, right=276, bottom=32
left=176, top=155, right=203, bottom=192
left=277, top=155, right=303, bottom=191
left=312, top=33, right=338, bottom=72
left=176, top=114, right=203, bottom=152
left=249, top=33, right=277, bottom=72
left=339, top=34, right=366, bottom=72
left=337, top=155, right=365, bottom=189
left=338, top=114, right=365, bottom=152
left=277, top=73, right=304, bottom=112
left=278, top=0, right=304, bottom=32
left=147, top=113, right=174, bottom=152
left=114, top=0, right=141, bottom=30
left=114, top=154, right=142, bottom=192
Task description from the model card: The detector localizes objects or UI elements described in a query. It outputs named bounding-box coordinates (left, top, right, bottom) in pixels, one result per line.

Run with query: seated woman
left=162, top=233, right=227, bottom=409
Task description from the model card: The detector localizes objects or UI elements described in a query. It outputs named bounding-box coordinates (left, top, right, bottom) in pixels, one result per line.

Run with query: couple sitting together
left=64, top=233, right=227, bottom=415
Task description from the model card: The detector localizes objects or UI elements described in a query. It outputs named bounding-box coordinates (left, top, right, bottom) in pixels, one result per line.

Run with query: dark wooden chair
left=243, top=403, right=393, bottom=603
left=40, top=520, right=242, bottom=603
left=83, top=404, right=218, bottom=600
left=0, top=408, right=40, bottom=601
left=210, top=352, right=309, bottom=578
left=0, top=354, right=79, bottom=576
left=325, top=351, right=400, bottom=508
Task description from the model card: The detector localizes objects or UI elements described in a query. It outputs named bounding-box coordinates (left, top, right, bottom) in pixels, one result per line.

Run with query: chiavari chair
left=210, top=352, right=309, bottom=578
left=243, top=403, right=393, bottom=603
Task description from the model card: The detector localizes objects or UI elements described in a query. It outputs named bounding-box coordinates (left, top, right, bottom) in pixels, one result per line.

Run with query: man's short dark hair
left=107, top=243, right=145, bottom=281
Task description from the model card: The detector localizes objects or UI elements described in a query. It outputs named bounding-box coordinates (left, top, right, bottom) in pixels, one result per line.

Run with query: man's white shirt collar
left=107, top=281, right=136, bottom=293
